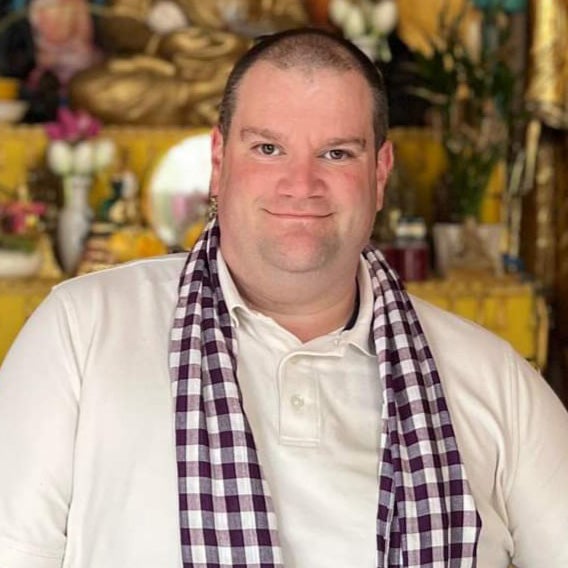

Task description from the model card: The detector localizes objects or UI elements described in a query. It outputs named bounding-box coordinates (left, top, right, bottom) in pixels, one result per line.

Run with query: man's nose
left=276, top=157, right=325, bottom=198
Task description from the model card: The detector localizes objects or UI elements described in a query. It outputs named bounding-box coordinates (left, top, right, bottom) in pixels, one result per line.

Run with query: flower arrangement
left=0, top=189, right=46, bottom=253
left=329, top=0, right=398, bottom=62
left=45, top=107, right=115, bottom=179
left=0, top=194, right=48, bottom=277
left=44, top=107, right=117, bottom=274
left=406, top=2, right=518, bottom=221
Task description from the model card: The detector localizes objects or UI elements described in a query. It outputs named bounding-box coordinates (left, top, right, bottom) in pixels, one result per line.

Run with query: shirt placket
left=278, top=346, right=345, bottom=447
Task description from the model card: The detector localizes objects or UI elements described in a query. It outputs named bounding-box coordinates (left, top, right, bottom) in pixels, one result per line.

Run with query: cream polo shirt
left=0, top=253, right=567, bottom=568
left=217, top=254, right=381, bottom=568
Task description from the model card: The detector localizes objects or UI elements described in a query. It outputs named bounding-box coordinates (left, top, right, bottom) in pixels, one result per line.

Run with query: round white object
left=0, top=100, right=28, bottom=124
left=0, top=249, right=42, bottom=278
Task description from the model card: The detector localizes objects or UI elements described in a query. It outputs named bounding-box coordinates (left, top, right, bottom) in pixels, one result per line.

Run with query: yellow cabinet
left=407, top=278, right=549, bottom=370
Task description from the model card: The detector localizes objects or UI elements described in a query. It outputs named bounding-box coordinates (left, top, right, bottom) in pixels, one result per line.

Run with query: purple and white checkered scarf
left=169, top=220, right=481, bottom=567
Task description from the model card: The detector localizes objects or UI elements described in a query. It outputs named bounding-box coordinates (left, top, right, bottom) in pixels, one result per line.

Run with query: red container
left=379, top=240, right=430, bottom=282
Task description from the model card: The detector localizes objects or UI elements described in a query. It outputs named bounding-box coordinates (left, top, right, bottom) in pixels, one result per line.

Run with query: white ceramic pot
left=0, top=248, right=42, bottom=278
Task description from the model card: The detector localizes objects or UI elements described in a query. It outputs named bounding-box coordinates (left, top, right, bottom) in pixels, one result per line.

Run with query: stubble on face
left=256, top=213, right=341, bottom=273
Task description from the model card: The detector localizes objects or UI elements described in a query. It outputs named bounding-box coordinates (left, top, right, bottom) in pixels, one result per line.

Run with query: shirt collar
left=216, top=251, right=252, bottom=326
left=217, top=251, right=375, bottom=357
left=344, top=260, right=375, bottom=356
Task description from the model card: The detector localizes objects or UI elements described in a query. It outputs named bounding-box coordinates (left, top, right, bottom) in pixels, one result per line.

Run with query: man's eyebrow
left=325, top=137, right=367, bottom=150
left=240, top=127, right=285, bottom=143
left=239, top=129, right=367, bottom=151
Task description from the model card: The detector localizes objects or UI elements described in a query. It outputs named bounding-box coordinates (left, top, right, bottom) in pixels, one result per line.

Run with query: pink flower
left=44, top=107, right=101, bottom=143
left=58, top=107, right=81, bottom=142
left=1, top=201, right=47, bottom=235
left=45, top=122, right=65, bottom=140
left=75, top=109, right=100, bottom=138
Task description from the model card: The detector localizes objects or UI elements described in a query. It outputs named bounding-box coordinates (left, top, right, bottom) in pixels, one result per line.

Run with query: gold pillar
left=521, top=134, right=557, bottom=292
left=556, top=138, right=568, bottom=338
left=524, top=0, right=568, bottom=292
left=524, top=0, right=568, bottom=385
left=526, top=0, right=568, bottom=128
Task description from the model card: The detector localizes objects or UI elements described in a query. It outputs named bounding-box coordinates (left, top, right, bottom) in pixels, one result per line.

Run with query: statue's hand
left=108, top=55, right=176, bottom=76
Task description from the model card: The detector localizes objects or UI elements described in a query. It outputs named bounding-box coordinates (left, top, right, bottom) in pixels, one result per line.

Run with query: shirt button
left=290, top=394, right=305, bottom=409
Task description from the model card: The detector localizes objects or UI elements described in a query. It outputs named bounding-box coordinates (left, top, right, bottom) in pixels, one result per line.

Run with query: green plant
left=406, top=1, right=518, bottom=220
left=445, top=137, right=500, bottom=220
left=0, top=186, right=47, bottom=253
left=0, top=233, right=39, bottom=253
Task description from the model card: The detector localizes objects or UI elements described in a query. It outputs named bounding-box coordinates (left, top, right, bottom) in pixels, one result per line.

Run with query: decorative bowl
left=0, top=100, right=29, bottom=124
left=0, top=249, right=42, bottom=278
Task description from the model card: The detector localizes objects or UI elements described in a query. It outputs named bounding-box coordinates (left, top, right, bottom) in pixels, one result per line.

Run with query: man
left=0, top=29, right=567, bottom=568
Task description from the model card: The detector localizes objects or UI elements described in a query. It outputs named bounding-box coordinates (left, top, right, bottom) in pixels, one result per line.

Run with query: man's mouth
left=264, top=210, right=332, bottom=219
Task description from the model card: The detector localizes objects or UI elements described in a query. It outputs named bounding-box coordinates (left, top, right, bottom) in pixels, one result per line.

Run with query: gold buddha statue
left=68, top=0, right=308, bottom=126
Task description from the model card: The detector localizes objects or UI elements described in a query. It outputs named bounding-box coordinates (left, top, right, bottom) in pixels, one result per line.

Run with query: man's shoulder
left=409, top=294, right=520, bottom=441
left=409, top=293, right=512, bottom=358
left=31, top=254, right=189, bottom=354
left=53, top=253, right=188, bottom=300
left=408, top=293, right=519, bottom=394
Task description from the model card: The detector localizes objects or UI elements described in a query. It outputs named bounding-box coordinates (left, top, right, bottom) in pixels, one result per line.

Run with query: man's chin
left=259, top=239, right=338, bottom=275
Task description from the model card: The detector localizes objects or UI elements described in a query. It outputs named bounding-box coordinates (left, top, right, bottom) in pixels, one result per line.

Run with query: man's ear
left=210, top=126, right=224, bottom=197
left=375, top=140, right=394, bottom=212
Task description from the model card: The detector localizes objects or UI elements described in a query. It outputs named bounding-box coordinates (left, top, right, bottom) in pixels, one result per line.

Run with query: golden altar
left=0, top=273, right=548, bottom=370
left=0, top=127, right=549, bottom=369
left=406, top=277, right=548, bottom=369
left=0, top=124, right=194, bottom=195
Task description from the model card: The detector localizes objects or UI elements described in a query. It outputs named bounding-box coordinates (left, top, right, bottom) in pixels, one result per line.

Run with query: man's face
left=210, top=61, right=393, bottom=277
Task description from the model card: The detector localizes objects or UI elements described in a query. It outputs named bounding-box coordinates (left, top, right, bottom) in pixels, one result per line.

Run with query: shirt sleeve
left=507, top=350, right=568, bottom=567
left=0, top=290, right=81, bottom=568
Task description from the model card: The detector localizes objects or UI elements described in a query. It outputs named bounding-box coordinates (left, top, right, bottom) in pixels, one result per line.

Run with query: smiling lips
left=264, top=210, right=332, bottom=219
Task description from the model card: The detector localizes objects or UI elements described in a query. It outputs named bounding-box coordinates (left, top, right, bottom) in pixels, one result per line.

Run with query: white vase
left=57, top=175, right=93, bottom=275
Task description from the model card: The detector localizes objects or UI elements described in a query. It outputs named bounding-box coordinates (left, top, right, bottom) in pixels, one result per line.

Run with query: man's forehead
left=224, top=60, right=376, bottom=144
left=240, top=59, right=360, bottom=85
left=231, top=61, right=372, bottom=116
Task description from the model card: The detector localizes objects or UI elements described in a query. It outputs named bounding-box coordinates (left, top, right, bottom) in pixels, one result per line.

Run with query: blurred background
left=0, top=0, right=566, bottom=403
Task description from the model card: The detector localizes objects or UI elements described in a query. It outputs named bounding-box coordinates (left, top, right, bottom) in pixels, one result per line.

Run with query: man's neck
left=224, top=259, right=360, bottom=343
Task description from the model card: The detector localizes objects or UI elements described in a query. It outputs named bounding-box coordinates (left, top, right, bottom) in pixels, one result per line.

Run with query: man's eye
left=324, top=149, right=351, bottom=160
left=256, top=143, right=280, bottom=156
